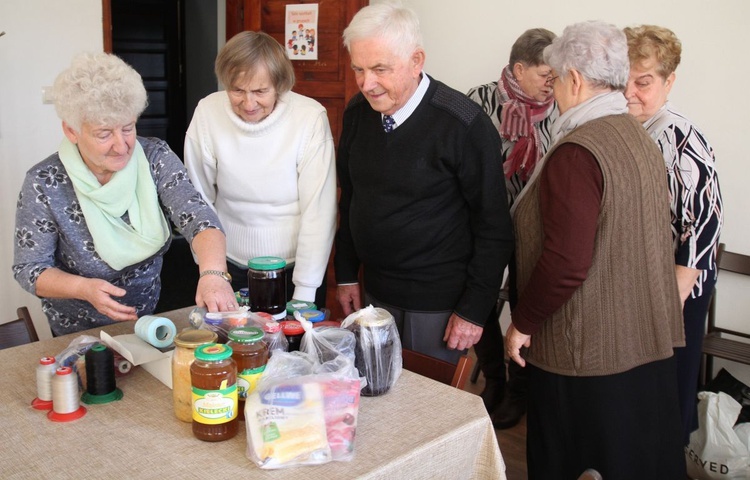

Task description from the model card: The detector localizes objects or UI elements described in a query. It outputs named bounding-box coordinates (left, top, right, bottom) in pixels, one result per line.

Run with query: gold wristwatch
left=199, top=270, right=232, bottom=282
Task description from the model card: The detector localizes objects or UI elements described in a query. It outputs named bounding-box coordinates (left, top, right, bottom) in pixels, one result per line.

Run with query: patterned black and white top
left=13, top=136, right=223, bottom=336
left=466, top=81, right=558, bottom=206
left=644, top=103, right=723, bottom=298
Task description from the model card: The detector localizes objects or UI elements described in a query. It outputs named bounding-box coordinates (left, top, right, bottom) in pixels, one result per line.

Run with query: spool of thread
left=81, top=344, right=123, bottom=405
left=47, top=366, right=87, bottom=422
left=135, top=315, right=177, bottom=349
left=32, top=356, right=57, bottom=410
left=113, top=353, right=133, bottom=376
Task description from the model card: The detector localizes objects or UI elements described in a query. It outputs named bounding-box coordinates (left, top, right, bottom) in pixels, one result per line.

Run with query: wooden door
left=109, top=0, right=187, bottom=158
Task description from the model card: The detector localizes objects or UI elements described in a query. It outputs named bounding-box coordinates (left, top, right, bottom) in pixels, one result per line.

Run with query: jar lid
left=248, top=256, right=287, bottom=270
left=174, top=329, right=218, bottom=348
left=238, top=288, right=249, bottom=297
left=203, top=313, right=223, bottom=325
left=286, top=300, right=317, bottom=314
left=228, top=326, right=264, bottom=343
left=280, top=320, right=304, bottom=336
left=194, top=343, right=233, bottom=361
left=263, top=322, right=281, bottom=333
left=298, top=309, right=325, bottom=322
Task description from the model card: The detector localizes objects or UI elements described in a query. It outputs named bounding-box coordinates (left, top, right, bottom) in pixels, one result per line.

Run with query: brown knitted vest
left=513, top=114, right=684, bottom=376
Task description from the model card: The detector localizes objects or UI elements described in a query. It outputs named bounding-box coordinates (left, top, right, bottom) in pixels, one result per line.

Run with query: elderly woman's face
left=514, top=62, right=555, bottom=102
left=63, top=120, right=137, bottom=183
left=625, top=56, right=674, bottom=123
left=228, top=65, right=277, bottom=123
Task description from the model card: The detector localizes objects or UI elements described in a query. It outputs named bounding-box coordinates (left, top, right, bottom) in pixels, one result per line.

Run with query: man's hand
left=443, top=313, right=483, bottom=350
left=336, top=284, right=362, bottom=316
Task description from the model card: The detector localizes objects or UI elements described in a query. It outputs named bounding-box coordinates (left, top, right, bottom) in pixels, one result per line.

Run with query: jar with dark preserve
left=263, top=322, right=289, bottom=357
left=348, top=309, right=396, bottom=396
left=280, top=320, right=305, bottom=352
left=172, top=329, right=218, bottom=423
left=248, top=256, right=287, bottom=320
left=226, top=327, right=268, bottom=421
left=190, top=343, right=238, bottom=441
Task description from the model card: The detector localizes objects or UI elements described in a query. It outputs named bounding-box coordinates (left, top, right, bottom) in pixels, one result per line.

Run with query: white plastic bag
left=685, top=391, right=750, bottom=479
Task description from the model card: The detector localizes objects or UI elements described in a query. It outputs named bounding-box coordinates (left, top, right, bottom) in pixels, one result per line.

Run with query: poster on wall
left=285, top=4, right=318, bottom=60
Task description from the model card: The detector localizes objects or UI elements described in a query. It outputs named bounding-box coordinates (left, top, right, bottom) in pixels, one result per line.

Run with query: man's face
left=350, top=37, right=424, bottom=115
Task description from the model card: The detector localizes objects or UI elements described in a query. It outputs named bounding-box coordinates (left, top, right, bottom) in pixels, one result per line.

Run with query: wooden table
left=0, top=307, right=506, bottom=479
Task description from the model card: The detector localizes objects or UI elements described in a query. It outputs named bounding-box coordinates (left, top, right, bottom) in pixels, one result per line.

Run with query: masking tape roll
left=134, top=315, right=177, bottom=349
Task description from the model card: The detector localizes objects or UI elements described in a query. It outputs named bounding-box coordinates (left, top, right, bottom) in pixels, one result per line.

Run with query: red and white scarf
left=497, top=65, right=554, bottom=181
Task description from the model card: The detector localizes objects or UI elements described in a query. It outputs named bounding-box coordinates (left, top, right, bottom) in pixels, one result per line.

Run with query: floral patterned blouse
left=13, top=137, right=223, bottom=336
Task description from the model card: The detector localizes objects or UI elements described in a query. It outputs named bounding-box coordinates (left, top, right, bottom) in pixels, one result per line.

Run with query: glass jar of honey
left=247, top=256, right=287, bottom=320
left=172, top=329, right=218, bottom=422
left=226, top=327, right=268, bottom=421
left=190, top=343, right=238, bottom=441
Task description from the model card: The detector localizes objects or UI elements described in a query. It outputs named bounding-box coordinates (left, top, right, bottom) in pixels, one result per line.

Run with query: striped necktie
left=382, top=115, right=395, bottom=133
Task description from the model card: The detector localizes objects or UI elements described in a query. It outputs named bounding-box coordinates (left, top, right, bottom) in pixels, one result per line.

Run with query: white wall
left=1, top=1, right=748, bottom=383
left=0, top=0, right=103, bottom=339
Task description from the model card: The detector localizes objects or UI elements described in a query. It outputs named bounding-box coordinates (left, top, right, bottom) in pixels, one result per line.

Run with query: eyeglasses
left=545, top=75, right=559, bottom=87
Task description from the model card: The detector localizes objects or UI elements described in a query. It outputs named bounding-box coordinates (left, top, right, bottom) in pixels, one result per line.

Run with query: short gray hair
left=544, top=21, right=629, bottom=91
left=343, top=2, right=423, bottom=60
left=53, top=52, right=148, bottom=132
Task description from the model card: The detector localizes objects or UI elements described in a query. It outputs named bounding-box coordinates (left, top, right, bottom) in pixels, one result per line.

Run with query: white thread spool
left=32, top=357, right=57, bottom=409
left=48, top=366, right=86, bottom=421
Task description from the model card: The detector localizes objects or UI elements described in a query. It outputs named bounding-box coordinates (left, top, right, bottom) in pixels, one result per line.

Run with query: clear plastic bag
left=245, top=342, right=362, bottom=468
left=341, top=305, right=402, bottom=396
left=189, top=307, right=272, bottom=343
left=298, top=313, right=357, bottom=366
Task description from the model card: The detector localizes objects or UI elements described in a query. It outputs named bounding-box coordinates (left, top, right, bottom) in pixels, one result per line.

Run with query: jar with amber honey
left=226, top=327, right=268, bottom=421
left=172, top=329, right=218, bottom=422
left=190, top=343, right=238, bottom=441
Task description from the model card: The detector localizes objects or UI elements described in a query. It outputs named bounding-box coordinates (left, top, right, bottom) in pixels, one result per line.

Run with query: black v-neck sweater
left=334, top=77, right=514, bottom=325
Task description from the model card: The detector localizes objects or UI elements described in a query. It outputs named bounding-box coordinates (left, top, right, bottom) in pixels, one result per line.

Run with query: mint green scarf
left=58, top=137, right=170, bottom=270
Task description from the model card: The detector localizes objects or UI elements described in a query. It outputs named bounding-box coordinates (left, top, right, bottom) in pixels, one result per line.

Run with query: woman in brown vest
left=505, top=21, right=686, bottom=480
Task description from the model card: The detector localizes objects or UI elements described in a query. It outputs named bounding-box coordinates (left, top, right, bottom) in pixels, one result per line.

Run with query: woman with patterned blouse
left=625, top=25, right=724, bottom=444
left=13, top=53, right=237, bottom=336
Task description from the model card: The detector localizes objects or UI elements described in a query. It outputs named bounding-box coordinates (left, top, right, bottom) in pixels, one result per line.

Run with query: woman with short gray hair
left=505, top=21, right=686, bottom=479
left=13, top=52, right=236, bottom=336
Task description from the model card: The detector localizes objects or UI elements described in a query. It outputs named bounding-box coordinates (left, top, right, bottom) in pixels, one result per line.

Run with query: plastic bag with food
left=245, top=347, right=362, bottom=468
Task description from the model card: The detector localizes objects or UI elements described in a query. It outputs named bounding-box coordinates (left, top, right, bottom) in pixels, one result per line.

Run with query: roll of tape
left=134, top=315, right=177, bottom=349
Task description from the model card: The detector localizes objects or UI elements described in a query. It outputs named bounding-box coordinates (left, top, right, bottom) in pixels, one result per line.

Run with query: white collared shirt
left=381, top=73, right=431, bottom=130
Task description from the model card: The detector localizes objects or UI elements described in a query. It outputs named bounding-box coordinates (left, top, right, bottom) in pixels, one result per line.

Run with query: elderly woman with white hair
left=13, top=52, right=237, bottom=336
left=504, top=21, right=686, bottom=479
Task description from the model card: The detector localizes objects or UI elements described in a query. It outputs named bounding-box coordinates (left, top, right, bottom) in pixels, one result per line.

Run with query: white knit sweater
left=184, top=90, right=336, bottom=301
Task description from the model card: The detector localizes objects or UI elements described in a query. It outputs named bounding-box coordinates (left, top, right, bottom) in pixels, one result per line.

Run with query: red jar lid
left=313, top=320, right=342, bottom=328
left=280, top=320, right=304, bottom=336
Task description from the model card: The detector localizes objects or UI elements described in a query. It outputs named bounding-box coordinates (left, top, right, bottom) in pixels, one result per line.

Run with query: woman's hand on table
left=83, top=278, right=139, bottom=321
left=196, top=274, right=238, bottom=312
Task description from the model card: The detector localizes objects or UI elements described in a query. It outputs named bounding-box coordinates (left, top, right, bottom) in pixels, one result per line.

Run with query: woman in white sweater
left=185, top=31, right=336, bottom=307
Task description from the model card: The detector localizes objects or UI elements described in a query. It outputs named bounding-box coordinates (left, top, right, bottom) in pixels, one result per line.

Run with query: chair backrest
left=401, top=348, right=473, bottom=389
left=0, top=307, right=40, bottom=350
left=708, top=244, right=750, bottom=337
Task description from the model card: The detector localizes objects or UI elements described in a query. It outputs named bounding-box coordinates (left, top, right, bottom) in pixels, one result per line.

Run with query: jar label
left=192, top=382, right=238, bottom=424
left=237, top=366, right=266, bottom=399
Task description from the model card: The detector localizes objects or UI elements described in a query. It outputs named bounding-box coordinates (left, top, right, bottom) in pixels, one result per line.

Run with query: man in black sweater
left=334, top=3, right=514, bottom=365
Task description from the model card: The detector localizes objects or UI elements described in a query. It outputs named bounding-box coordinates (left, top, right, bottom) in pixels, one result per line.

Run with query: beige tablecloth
left=0, top=307, right=506, bottom=479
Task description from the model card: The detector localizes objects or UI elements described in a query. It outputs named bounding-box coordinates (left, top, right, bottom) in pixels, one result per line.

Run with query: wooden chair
left=402, top=348, right=473, bottom=389
left=0, top=307, right=40, bottom=350
left=702, top=243, right=750, bottom=384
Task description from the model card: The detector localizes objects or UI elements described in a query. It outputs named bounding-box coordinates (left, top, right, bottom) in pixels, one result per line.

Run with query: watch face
left=223, top=272, right=232, bottom=282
